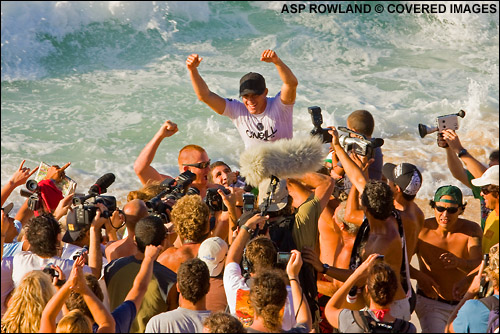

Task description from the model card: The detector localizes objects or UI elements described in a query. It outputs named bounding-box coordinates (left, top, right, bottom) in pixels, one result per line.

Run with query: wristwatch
left=457, top=148, right=468, bottom=158
left=322, top=263, right=330, bottom=274
left=240, top=224, right=254, bottom=235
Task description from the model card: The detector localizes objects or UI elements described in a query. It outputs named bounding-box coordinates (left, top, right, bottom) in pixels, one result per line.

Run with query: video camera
left=205, top=187, right=231, bottom=212
left=19, top=179, right=42, bottom=211
left=337, top=127, right=384, bottom=159
left=418, top=110, right=466, bottom=147
left=70, top=173, right=117, bottom=226
left=146, top=170, right=199, bottom=222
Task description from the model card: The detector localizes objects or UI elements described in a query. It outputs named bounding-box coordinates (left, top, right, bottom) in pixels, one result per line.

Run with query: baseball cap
left=471, top=165, right=499, bottom=187
left=239, top=72, right=266, bottom=96
left=198, top=237, right=228, bottom=277
left=258, top=178, right=289, bottom=213
left=382, top=162, right=422, bottom=196
left=62, top=211, right=89, bottom=244
left=2, top=202, right=14, bottom=215
left=433, top=185, right=463, bottom=205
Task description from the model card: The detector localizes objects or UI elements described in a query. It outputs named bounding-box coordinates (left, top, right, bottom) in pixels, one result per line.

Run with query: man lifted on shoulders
left=186, top=49, right=298, bottom=149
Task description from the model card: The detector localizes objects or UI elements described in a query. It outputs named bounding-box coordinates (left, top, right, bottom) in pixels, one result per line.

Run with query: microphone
left=89, top=173, right=115, bottom=195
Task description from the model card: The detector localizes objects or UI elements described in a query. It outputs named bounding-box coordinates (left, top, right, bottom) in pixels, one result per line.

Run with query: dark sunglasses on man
left=183, top=160, right=211, bottom=169
left=435, top=206, right=459, bottom=214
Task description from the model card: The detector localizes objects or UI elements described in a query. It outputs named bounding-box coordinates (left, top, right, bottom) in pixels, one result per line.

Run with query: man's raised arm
left=186, top=54, right=226, bottom=115
left=260, top=49, right=298, bottom=105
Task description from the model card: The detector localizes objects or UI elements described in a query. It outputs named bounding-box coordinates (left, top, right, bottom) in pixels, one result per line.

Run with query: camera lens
left=26, top=179, right=38, bottom=192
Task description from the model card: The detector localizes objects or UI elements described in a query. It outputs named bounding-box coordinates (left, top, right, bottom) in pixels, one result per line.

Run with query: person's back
left=104, top=215, right=177, bottom=333
left=145, top=258, right=212, bottom=333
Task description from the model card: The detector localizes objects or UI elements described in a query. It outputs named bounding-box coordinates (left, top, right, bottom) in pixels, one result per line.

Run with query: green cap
left=433, top=185, right=463, bottom=204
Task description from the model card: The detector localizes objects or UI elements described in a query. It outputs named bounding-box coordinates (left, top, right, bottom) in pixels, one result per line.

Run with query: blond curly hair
left=1, top=270, right=55, bottom=333
left=171, top=195, right=210, bottom=243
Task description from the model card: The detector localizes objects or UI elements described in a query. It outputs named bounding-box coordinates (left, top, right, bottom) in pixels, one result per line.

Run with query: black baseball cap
left=62, top=211, right=88, bottom=244
left=239, top=72, right=266, bottom=96
left=383, top=162, right=422, bottom=196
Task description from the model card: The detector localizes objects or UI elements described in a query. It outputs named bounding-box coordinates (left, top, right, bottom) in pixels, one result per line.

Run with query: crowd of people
left=1, top=49, right=498, bottom=333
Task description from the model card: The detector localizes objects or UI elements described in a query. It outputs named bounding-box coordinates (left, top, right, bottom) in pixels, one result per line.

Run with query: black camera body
left=71, top=195, right=117, bottom=226
left=309, top=106, right=333, bottom=143
left=19, top=179, right=42, bottom=211
left=243, top=193, right=255, bottom=212
left=337, top=127, right=384, bottom=159
left=205, top=187, right=231, bottom=212
left=42, top=263, right=59, bottom=278
left=146, top=170, right=198, bottom=222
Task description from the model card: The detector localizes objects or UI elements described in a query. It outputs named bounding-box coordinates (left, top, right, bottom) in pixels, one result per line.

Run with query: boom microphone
left=89, top=173, right=115, bottom=195
left=239, top=135, right=326, bottom=187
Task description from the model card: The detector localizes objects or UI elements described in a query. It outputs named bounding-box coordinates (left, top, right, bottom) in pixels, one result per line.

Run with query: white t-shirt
left=145, top=307, right=211, bottom=333
left=223, top=261, right=296, bottom=330
left=1, top=251, right=92, bottom=316
left=223, top=92, right=294, bottom=149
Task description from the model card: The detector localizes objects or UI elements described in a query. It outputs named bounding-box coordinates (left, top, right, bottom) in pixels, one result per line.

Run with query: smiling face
left=434, top=195, right=461, bottom=230
left=242, top=89, right=268, bottom=115
left=210, top=165, right=236, bottom=187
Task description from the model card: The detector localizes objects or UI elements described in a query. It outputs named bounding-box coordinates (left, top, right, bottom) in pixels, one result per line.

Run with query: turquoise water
left=1, top=1, right=499, bottom=208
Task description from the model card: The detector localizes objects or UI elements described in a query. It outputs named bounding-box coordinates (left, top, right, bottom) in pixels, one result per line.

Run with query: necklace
left=249, top=113, right=265, bottom=131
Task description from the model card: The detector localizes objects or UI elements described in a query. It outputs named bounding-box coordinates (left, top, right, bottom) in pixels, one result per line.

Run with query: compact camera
left=418, top=110, right=466, bottom=147
left=277, top=251, right=292, bottom=264
left=243, top=193, right=255, bottom=212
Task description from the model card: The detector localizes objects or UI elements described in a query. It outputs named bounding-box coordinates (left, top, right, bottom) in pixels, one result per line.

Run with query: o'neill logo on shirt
left=246, top=127, right=277, bottom=141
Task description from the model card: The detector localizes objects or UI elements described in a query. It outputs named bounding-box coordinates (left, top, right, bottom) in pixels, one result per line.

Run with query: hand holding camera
left=418, top=110, right=466, bottom=148
left=285, top=250, right=303, bottom=280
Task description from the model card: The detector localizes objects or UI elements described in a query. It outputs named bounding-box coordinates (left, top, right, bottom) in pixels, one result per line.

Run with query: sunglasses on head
left=435, top=206, right=459, bottom=214
left=183, top=160, right=211, bottom=169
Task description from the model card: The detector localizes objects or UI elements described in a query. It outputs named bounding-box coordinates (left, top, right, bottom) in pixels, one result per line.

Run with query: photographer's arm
left=14, top=199, right=34, bottom=229
left=442, top=129, right=487, bottom=179
left=89, top=206, right=107, bottom=278
left=292, top=172, right=334, bottom=212
left=260, top=50, right=298, bottom=105
left=186, top=54, right=226, bottom=115
left=286, top=250, right=312, bottom=331
left=1, top=160, right=38, bottom=207
left=329, top=127, right=367, bottom=194
left=133, top=121, right=177, bottom=186
left=225, top=213, right=267, bottom=265
left=344, top=182, right=364, bottom=226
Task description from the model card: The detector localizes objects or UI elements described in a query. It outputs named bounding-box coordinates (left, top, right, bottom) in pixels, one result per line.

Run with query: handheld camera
left=19, top=179, right=42, bottom=211
left=205, top=187, right=231, bottom=212
left=418, top=110, right=466, bottom=147
left=309, top=106, right=333, bottom=143
left=337, top=127, right=384, bottom=159
left=243, top=193, right=255, bottom=212
left=277, top=251, right=292, bottom=264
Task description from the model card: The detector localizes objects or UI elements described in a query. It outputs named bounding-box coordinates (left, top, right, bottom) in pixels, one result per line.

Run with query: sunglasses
left=435, top=206, right=459, bottom=214
left=183, top=160, right=211, bottom=169
left=480, top=186, right=498, bottom=195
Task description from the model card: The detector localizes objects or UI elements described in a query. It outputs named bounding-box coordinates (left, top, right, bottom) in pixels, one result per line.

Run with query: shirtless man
left=411, top=185, right=483, bottom=333
left=157, top=195, right=210, bottom=273
left=104, top=199, right=149, bottom=262
left=318, top=126, right=411, bottom=321
left=186, top=49, right=298, bottom=149
left=133, top=120, right=213, bottom=197
left=382, top=162, right=425, bottom=258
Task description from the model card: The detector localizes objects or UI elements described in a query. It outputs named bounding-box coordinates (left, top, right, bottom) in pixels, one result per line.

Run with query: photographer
left=223, top=213, right=298, bottom=330
left=441, top=128, right=499, bottom=229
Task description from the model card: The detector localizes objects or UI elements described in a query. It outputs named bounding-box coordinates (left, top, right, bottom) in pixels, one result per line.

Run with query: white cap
left=197, top=237, right=228, bottom=277
left=471, top=165, right=499, bottom=187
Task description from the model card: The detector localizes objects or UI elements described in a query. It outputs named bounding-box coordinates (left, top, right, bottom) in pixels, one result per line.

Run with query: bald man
left=105, top=199, right=149, bottom=262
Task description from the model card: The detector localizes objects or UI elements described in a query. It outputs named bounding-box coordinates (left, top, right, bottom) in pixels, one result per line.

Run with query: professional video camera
left=205, top=187, right=231, bottom=212
left=309, top=106, right=333, bottom=143
left=418, top=110, right=466, bottom=147
left=146, top=170, right=199, bottom=222
left=19, top=179, right=42, bottom=211
left=69, top=173, right=117, bottom=227
left=337, top=127, right=384, bottom=159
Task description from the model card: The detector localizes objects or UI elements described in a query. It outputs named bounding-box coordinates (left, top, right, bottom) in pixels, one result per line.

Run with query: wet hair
left=249, top=269, right=288, bottom=332
left=361, top=180, right=395, bottom=220
left=127, top=180, right=165, bottom=202
left=56, top=309, right=93, bottom=333
left=177, top=258, right=210, bottom=304
left=203, top=311, right=246, bottom=333
left=366, top=262, right=398, bottom=307
left=245, top=236, right=278, bottom=274
left=171, top=195, right=210, bottom=243
left=25, top=213, right=61, bottom=258
left=347, top=110, right=375, bottom=137
left=65, top=274, right=104, bottom=322
left=1, top=270, right=55, bottom=333
left=134, top=215, right=166, bottom=253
